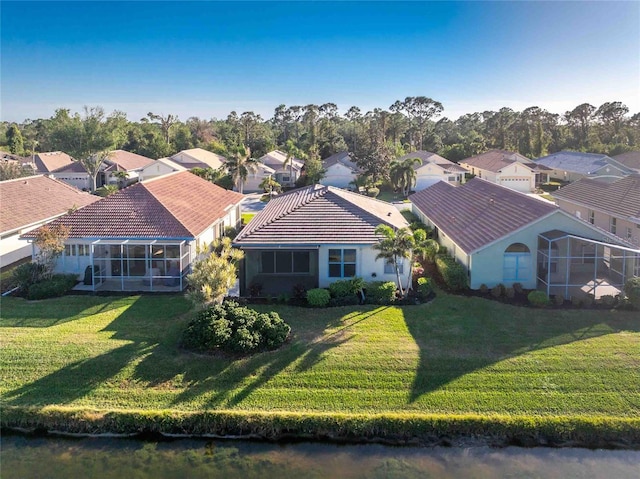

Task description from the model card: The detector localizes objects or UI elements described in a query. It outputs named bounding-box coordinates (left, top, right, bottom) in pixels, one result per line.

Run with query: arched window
left=504, top=243, right=531, bottom=282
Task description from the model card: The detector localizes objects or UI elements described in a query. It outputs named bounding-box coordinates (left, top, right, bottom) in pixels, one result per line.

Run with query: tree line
left=2, top=98, right=638, bottom=184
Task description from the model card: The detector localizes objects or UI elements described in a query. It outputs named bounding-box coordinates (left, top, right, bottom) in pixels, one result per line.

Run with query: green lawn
left=241, top=212, right=256, bottom=224
left=1, top=294, right=639, bottom=419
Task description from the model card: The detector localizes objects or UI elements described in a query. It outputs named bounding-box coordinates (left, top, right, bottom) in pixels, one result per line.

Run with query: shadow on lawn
left=403, top=296, right=640, bottom=402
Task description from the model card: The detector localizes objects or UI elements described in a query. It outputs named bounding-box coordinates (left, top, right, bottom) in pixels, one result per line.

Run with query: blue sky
left=1, top=1, right=638, bottom=122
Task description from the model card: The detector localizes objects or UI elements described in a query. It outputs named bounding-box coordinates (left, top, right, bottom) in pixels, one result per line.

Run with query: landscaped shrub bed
left=181, top=301, right=290, bottom=354
left=364, top=281, right=396, bottom=305
left=4, top=406, right=640, bottom=448
left=26, top=274, right=78, bottom=300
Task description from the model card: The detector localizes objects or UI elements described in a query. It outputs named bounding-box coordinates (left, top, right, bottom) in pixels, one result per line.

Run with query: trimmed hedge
left=307, top=288, right=331, bottom=307
left=435, top=255, right=468, bottom=291
left=26, top=274, right=78, bottom=300
left=624, top=277, right=640, bottom=310
left=528, top=290, right=550, bottom=308
left=328, top=278, right=364, bottom=298
left=365, top=281, right=396, bottom=305
left=416, top=277, right=433, bottom=300
left=3, top=406, right=640, bottom=447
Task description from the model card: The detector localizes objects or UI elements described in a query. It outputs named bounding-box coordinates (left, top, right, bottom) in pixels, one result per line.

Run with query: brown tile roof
left=552, top=174, right=640, bottom=221
left=171, top=148, right=226, bottom=170
left=1, top=175, right=100, bottom=234
left=612, top=151, right=640, bottom=172
left=460, top=149, right=536, bottom=173
left=107, top=150, right=155, bottom=171
left=52, top=161, right=88, bottom=173
left=22, top=171, right=244, bottom=239
left=410, top=179, right=557, bottom=253
left=34, top=152, right=74, bottom=173
left=234, top=184, right=408, bottom=245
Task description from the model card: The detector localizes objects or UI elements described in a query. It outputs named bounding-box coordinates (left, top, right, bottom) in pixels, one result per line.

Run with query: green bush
left=435, top=255, right=468, bottom=291
left=623, top=277, right=640, bottom=310
left=416, top=277, right=433, bottom=300
left=598, top=295, right=617, bottom=308
left=329, top=277, right=364, bottom=298
left=366, top=187, right=380, bottom=198
left=365, top=281, right=397, bottom=305
left=528, top=290, right=550, bottom=308
left=306, top=288, right=330, bottom=307
left=181, top=301, right=290, bottom=354
left=512, top=282, right=524, bottom=294
left=26, top=274, right=77, bottom=300
left=11, top=262, right=46, bottom=292
left=553, top=293, right=565, bottom=307
left=504, top=287, right=515, bottom=299
left=479, top=284, right=489, bottom=294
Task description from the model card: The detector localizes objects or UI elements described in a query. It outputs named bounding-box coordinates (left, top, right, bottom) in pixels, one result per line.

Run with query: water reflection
left=2, top=436, right=639, bottom=479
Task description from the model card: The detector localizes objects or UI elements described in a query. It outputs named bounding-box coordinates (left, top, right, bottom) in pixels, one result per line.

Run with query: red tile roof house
left=397, top=150, right=468, bottom=190
left=410, top=178, right=640, bottom=300
left=34, top=151, right=92, bottom=190
left=458, top=150, right=551, bottom=193
left=21, top=172, right=244, bottom=292
left=233, top=184, right=410, bottom=296
left=98, top=150, right=156, bottom=187
left=1, top=175, right=99, bottom=267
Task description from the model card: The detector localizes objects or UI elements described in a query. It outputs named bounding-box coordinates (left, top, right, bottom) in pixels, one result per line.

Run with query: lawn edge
left=3, top=406, right=639, bottom=449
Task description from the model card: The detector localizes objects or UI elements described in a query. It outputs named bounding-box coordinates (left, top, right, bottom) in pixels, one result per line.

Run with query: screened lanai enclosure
left=537, top=230, right=640, bottom=300
left=75, top=240, right=191, bottom=292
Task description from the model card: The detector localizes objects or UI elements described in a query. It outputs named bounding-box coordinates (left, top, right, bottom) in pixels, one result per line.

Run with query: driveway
left=242, top=193, right=268, bottom=212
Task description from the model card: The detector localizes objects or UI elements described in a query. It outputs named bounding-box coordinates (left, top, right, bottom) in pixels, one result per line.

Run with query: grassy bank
left=1, top=294, right=639, bottom=442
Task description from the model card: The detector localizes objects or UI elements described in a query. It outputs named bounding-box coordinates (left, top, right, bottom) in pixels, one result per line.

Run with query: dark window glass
left=293, top=252, right=310, bottom=273
left=261, top=251, right=275, bottom=273
left=343, top=264, right=356, bottom=277
left=329, top=264, right=341, bottom=277
left=343, top=249, right=356, bottom=262
left=328, top=249, right=341, bottom=263
left=276, top=251, right=291, bottom=273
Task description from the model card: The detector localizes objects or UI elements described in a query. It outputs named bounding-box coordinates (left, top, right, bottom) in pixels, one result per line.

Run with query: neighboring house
left=319, top=151, right=361, bottom=189
left=170, top=148, right=226, bottom=170
left=21, top=171, right=244, bottom=292
left=534, top=151, right=632, bottom=183
left=458, top=150, right=547, bottom=193
left=242, top=162, right=276, bottom=193
left=612, top=151, right=640, bottom=173
left=99, top=150, right=155, bottom=187
left=259, top=150, right=304, bottom=187
left=1, top=175, right=99, bottom=267
left=552, top=174, right=640, bottom=247
left=397, top=150, right=467, bottom=190
left=233, top=184, right=410, bottom=296
left=139, top=157, right=186, bottom=182
left=34, top=151, right=91, bottom=190
left=410, top=178, right=639, bottom=298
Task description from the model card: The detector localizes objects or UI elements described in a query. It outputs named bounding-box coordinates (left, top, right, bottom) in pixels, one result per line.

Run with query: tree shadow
left=404, top=295, right=640, bottom=403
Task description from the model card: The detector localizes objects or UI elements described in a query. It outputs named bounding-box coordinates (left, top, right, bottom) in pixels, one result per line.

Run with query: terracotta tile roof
left=234, top=184, right=408, bottom=245
left=552, top=174, right=640, bottom=221
left=460, top=150, right=536, bottom=173
left=612, top=151, right=640, bottom=172
left=410, top=178, right=557, bottom=253
left=1, top=175, right=100, bottom=234
left=22, top=171, right=244, bottom=239
left=107, top=150, right=155, bottom=171
left=34, top=152, right=74, bottom=173
left=535, top=151, right=631, bottom=175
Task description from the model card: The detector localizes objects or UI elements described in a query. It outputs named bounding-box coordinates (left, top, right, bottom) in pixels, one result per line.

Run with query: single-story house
left=98, top=150, right=155, bottom=187
left=21, top=171, right=244, bottom=292
left=242, top=162, right=277, bottom=193
left=552, top=174, right=640, bottom=247
left=612, top=151, right=640, bottom=173
left=534, top=151, right=632, bottom=183
left=319, top=151, right=361, bottom=189
left=259, top=150, right=304, bottom=187
left=1, top=175, right=99, bottom=267
left=397, top=150, right=467, bottom=190
left=34, top=151, right=91, bottom=190
left=139, top=157, right=187, bottom=182
left=170, top=148, right=226, bottom=170
left=410, top=178, right=639, bottom=299
left=233, top=184, right=410, bottom=296
left=458, top=150, right=548, bottom=192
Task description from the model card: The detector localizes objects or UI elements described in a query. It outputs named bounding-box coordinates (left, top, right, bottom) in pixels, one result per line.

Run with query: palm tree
left=389, top=157, right=422, bottom=197
left=412, top=229, right=439, bottom=264
left=283, top=139, right=306, bottom=186
left=113, top=170, right=129, bottom=189
left=372, top=224, right=415, bottom=298
left=226, top=144, right=259, bottom=194
left=259, top=175, right=281, bottom=198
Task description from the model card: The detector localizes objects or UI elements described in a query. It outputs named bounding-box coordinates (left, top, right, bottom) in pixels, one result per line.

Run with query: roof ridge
left=325, top=188, right=401, bottom=229
left=133, top=181, right=193, bottom=237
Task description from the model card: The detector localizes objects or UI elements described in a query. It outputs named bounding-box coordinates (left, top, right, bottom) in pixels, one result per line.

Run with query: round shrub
left=366, top=187, right=380, bottom=198
left=528, top=290, right=550, bottom=308
left=329, top=277, right=364, bottom=298
left=491, top=284, right=504, bottom=298
left=26, top=274, right=77, bottom=300
left=365, top=281, right=397, bottom=305
left=598, top=295, right=617, bottom=308
left=416, top=277, right=433, bottom=300
left=181, top=301, right=290, bottom=354
left=623, top=277, right=640, bottom=310
left=479, top=284, right=489, bottom=295
left=504, top=287, right=515, bottom=299
left=307, top=288, right=330, bottom=307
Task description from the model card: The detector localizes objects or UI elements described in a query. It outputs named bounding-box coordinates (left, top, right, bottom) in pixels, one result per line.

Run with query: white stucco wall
left=320, top=163, right=357, bottom=189
left=49, top=173, right=91, bottom=191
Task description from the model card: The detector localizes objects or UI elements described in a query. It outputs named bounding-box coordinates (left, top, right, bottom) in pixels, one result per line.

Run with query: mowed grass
left=1, top=294, right=639, bottom=418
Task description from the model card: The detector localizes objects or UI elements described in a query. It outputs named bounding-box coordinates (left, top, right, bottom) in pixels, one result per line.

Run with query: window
left=77, top=244, right=89, bottom=256
left=503, top=243, right=531, bottom=282
left=610, top=217, right=617, bottom=235
left=588, top=210, right=595, bottom=224
left=384, top=259, right=404, bottom=275
left=328, top=249, right=356, bottom=278
left=261, top=251, right=310, bottom=274
left=627, top=227, right=633, bottom=241
left=65, top=244, right=75, bottom=256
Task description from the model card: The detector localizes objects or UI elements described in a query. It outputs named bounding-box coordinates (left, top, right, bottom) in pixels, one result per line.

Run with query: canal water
left=2, top=435, right=639, bottom=478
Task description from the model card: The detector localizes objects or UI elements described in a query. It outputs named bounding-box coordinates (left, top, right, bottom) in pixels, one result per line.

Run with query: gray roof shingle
left=535, top=151, right=630, bottom=175
left=234, top=184, right=408, bottom=245
left=410, top=179, right=557, bottom=253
